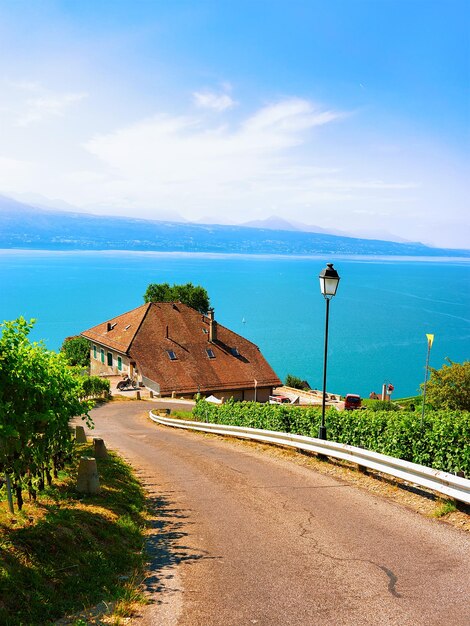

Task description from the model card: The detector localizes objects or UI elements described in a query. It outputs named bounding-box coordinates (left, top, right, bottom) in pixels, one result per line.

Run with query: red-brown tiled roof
left=81, top=303, right=151, bottom=353
left=82, top=302, right=281, bottom=395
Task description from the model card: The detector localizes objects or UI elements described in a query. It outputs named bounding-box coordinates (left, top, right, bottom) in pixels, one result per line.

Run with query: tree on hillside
left=61, top=335, right=90, bottom=367
left=285, top=374, right=310, bottom=390
left=0, top=318, right=91, bottom=509
left=423, top=359, right=470, bottom=410
left=143, top=282, right=210, bottom=314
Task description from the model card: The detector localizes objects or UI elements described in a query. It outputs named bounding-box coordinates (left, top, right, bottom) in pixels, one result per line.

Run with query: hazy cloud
left=193, top=89, right=236, bottom=111
left=84, top=99, right=344, bottom=194
left=12, top=83, right=88, bottom=126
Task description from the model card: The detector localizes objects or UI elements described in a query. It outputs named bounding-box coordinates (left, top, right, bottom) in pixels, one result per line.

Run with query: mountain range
left=0, top=194, right=468, bottom=258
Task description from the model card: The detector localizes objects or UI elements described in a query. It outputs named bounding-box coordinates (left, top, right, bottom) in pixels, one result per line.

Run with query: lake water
left=1, top=250, right=469, bottom=398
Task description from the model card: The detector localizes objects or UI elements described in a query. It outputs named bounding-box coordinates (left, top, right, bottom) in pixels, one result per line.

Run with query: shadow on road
left=142, top=491, right=220, bottom=604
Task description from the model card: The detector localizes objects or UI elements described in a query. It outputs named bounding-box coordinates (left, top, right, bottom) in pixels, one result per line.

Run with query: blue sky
left=0, top=0, right=468, bottom=247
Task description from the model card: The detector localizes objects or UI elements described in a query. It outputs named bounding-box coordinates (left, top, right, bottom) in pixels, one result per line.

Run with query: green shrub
left=0, top=318, right=92, bottom=510
left=285, top=374, right=310, bottom=390
left=361, top=399, right=400, bottom=411
left=60, top=335, right=90, bottom=367
left=80, top=376, right=111, bottom=400
left=424, top=359, right=470, bottom=410
left=192, top=399, right=470, bottom=476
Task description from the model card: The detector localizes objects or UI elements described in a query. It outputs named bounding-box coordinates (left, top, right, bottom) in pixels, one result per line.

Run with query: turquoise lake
left=1, top=250, right=469, bottom=398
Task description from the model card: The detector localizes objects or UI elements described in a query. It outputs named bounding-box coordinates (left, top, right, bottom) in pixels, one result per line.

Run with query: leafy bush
left=285, top=374, right=310, bottom=390
left=424, top=359, right=470, bottom=410
left=361, top=399, right=400, bottom=411
left=192, top=399, right=470, bottom=475
left=143, top=282, right=210, bottom=313
left=0, top=318, right=91, bottom=510
left=60, top=335, right=90, bottom=367
left=80, top=375, right=111, bottom=400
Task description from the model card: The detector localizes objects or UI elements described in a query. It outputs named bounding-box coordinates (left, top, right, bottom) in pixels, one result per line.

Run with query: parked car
left=269, top=395, right=291, bottom=404
left=344, top=394, right=362, bottom=410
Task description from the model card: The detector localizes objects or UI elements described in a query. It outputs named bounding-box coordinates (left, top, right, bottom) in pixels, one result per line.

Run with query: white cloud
left=243, top=98, right=342, bottom=134
left=3, top=82, right=88, bottom=127
left=83, top=98, right=346, bottom=208
left=1, top=87, right=463, bottom=246
left=82, top=98, right=420, bottom=220
left=193, top=89, right=236, bottom=111
left=16, top=91, right=87, bottom=126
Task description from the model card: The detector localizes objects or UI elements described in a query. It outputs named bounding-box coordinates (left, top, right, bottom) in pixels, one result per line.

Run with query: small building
left=81, top=302, right=281, bottom=401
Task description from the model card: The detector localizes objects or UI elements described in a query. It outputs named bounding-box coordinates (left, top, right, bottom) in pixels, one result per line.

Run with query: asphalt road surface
left=87, top=401, right=470, bottom=626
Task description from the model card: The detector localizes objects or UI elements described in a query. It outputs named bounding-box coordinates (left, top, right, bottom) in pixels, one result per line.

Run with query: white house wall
left=89, top=343, right=131, bottom=377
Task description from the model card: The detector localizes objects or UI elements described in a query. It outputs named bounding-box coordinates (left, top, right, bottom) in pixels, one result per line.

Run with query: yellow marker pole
left=421, top=334, right=434, bottom=427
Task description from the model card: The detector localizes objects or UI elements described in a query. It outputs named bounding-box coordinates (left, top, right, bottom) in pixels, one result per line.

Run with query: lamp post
left=318, top=263, right=340, bottom=440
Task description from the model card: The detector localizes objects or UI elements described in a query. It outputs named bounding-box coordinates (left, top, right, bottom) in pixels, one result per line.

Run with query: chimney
left=107, top=322, right=112, bottom=332
left=166, top=325, right=169, bottom=339
left=208, top=308, right=217, bottom=343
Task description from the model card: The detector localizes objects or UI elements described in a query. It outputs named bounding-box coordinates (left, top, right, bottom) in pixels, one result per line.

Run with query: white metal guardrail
left=149, top=411, right=470, bottom=505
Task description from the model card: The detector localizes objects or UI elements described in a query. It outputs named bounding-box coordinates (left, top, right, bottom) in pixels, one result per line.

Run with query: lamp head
left=319, top=263, right=340, bottom=299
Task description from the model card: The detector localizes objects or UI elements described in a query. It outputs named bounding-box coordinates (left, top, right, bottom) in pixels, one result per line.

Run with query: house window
left=100, top=349, right=105, bottom=363
left=93, top=345, right=97, bottom=359
left=167, top=350, right=177, bottom=361
left=206, top=348, right=215, bottom=359
left=107, top=352, right=113, bottom=366
left=117, top=356, right=122, bottom=371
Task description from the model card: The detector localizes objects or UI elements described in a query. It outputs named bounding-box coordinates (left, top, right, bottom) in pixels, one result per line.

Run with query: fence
left=149, top=411, right=470, bottom=505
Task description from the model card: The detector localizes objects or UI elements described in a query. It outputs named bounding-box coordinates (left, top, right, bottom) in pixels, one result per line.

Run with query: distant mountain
left=241, top=214, right=412, bottom=243
left=5, top=192, right=187, bottom=224
left=0, top=195, right=468, bottom=258
left=241, top=214, right=346, bottom=235
left=242, top=216, right=303, bottom=231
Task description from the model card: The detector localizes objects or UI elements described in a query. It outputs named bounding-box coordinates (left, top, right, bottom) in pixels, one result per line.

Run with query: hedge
left=193, top=399, right=470, bottom=476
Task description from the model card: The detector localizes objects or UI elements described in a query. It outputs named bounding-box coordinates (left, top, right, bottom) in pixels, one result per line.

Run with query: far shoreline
left=1, top=248, right=470, bottom=264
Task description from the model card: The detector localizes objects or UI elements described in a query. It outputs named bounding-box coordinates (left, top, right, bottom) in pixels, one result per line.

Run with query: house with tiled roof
left=81, top=302, right=281, bottom=401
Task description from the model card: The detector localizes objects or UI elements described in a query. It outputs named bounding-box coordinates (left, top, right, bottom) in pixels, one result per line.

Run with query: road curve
left=87, top=401, right=470, bottom=626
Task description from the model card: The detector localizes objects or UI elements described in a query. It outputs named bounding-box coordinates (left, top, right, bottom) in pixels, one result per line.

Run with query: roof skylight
left=206, top=348, right=216, bottom=359
left=167, top=350, right=177, bottom=361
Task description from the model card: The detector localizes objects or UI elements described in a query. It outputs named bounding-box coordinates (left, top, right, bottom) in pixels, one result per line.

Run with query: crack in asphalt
left=378, top=565, right=401, bottom=598
left=296, top=507, right=403, bottom=599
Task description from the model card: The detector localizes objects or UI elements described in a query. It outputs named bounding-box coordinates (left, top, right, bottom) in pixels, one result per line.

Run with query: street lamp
left=318, top=263, right=340, bottom=440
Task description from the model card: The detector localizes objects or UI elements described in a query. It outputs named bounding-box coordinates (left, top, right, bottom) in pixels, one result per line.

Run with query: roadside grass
left=433, top=499, right=458, bottom=518
left=0, top=443, right=147, bottom=625
left=169, top=409, right=194, bottom=419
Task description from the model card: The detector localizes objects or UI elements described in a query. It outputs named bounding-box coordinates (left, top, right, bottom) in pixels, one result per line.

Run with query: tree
left=61, top=335, right=90, bottom=367
left=423, top=359, right=470, bottom=411
left=285, top=374, right=310, bottom=390
left=143, top=282, right=210, bottom=314
left=0, top=318, right=91, bottom=509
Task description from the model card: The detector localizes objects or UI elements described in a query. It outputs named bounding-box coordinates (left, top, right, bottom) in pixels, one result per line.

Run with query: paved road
left=87, top=401, right=470, bottom=626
